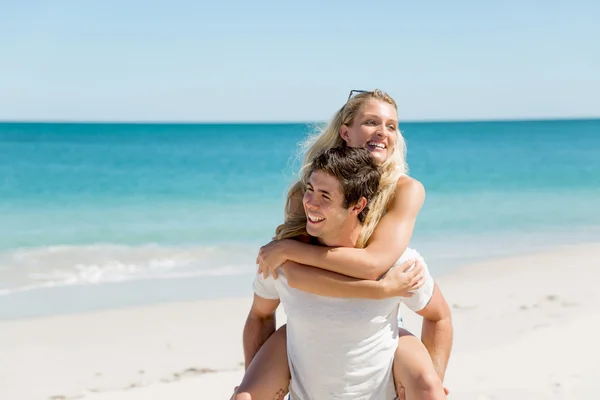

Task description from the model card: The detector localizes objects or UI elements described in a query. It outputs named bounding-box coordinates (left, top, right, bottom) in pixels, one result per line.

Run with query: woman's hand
left=380, top=258, right=425, bottom=297
left=256, top=240, right=291, bottom=279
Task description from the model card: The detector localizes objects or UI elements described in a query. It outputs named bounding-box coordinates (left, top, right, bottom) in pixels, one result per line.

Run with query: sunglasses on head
left=347, top=90, right=370, bottom=101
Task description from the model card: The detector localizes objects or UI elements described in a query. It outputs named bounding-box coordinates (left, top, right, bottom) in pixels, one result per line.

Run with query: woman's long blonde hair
left=274, top=89, right=408, bottom=248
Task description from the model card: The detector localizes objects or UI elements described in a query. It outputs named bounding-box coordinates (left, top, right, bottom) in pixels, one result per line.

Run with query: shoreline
left=2, top=242, right=600, bottom=399
left=3, top=231, right=600, bottom=322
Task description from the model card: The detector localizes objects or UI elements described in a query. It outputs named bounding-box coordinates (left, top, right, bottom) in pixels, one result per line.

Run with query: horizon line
left=1, top=116, right=599, bottom=125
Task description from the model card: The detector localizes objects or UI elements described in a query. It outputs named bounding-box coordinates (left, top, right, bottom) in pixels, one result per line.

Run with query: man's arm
left=243, top=294, right=280, bottom=369
left=415, top=284, right=453, bottom=381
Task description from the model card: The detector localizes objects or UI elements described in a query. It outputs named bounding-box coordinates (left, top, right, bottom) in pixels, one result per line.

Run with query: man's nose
left=305, top=197, right=319, bottom=209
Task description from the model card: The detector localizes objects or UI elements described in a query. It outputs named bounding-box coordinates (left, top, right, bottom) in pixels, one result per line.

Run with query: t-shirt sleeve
left=395, top=248, right=435, bottom=312
left=252, top=272, right=280, bottom=300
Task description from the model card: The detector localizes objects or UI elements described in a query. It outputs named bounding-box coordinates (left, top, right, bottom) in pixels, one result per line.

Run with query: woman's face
left=340, top=99, right=398, bottom=164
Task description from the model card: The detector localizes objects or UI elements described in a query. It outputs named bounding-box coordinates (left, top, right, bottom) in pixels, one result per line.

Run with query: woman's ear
left=340, top=124, right=350, bottom=144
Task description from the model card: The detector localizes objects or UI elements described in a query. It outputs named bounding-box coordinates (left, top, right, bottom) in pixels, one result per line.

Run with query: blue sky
left=1, top=1, right=598, bottom=122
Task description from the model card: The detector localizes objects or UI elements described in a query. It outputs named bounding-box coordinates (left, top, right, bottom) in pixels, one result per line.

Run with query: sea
left=1, top=119, right=599, bottom=319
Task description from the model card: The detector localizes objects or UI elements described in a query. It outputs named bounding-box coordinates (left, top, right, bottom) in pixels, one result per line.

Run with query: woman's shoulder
left=394, top=174, right=425, bottom=195
left=386, top=175, right=426, bottom=213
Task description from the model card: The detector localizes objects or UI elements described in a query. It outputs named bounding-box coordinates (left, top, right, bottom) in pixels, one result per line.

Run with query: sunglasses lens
left=347, top=90, right=368, bottom=101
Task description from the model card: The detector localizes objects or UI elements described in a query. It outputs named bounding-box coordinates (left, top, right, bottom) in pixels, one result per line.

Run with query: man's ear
left=351, top=197, right=368, bottom=216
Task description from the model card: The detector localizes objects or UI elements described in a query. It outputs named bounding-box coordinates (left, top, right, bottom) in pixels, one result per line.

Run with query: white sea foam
left=0, top=243, right=258, bottom=296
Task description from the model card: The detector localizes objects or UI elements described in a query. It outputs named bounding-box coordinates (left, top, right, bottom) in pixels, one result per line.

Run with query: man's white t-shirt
left=253, top=247, right=435, bottom=400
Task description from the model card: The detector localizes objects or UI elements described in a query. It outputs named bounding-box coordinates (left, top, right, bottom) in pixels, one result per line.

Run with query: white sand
left=2, top=243, right=599, bottom=400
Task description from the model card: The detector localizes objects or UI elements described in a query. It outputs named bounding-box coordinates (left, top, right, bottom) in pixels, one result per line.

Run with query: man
left=240, top=147, right=452, bottom=399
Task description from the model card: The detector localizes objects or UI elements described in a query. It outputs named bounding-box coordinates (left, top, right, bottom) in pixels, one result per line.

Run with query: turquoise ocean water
left=1, top=120, right=599, bottom=319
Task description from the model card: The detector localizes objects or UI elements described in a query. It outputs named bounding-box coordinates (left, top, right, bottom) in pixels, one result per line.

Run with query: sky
left=1, top=0, right=598, bottom=122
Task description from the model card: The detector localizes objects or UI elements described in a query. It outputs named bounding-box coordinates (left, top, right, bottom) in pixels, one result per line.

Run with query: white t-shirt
left=253, top=247, right=435, bottom=400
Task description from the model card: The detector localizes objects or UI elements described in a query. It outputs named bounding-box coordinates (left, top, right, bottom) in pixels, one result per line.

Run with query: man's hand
left=396, top=384, right=449, bottom=400
left=380, top=258, right=425, bottom=297
left=257, top=240, right=292, bottom=279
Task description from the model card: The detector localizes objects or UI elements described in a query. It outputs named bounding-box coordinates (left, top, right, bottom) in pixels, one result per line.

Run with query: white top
left=253, top=247, right=435, bottom=400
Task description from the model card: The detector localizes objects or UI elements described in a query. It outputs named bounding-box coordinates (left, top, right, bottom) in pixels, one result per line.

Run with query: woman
left=235, top=90, right=449, bottom=399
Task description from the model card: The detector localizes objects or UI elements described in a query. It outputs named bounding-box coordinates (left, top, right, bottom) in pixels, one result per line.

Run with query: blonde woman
left=237, top=90, right=452, bottom=399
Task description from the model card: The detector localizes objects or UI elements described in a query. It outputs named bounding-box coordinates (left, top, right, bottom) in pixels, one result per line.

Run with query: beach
left=2, top=242, right=599, bottom=400
left=2, top=121, right=599, bottom=399
left=3, top=0, right=599, bottom=396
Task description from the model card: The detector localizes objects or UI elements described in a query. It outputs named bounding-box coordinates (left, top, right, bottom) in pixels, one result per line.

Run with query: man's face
left=303, top=170, right=354, bottom=241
